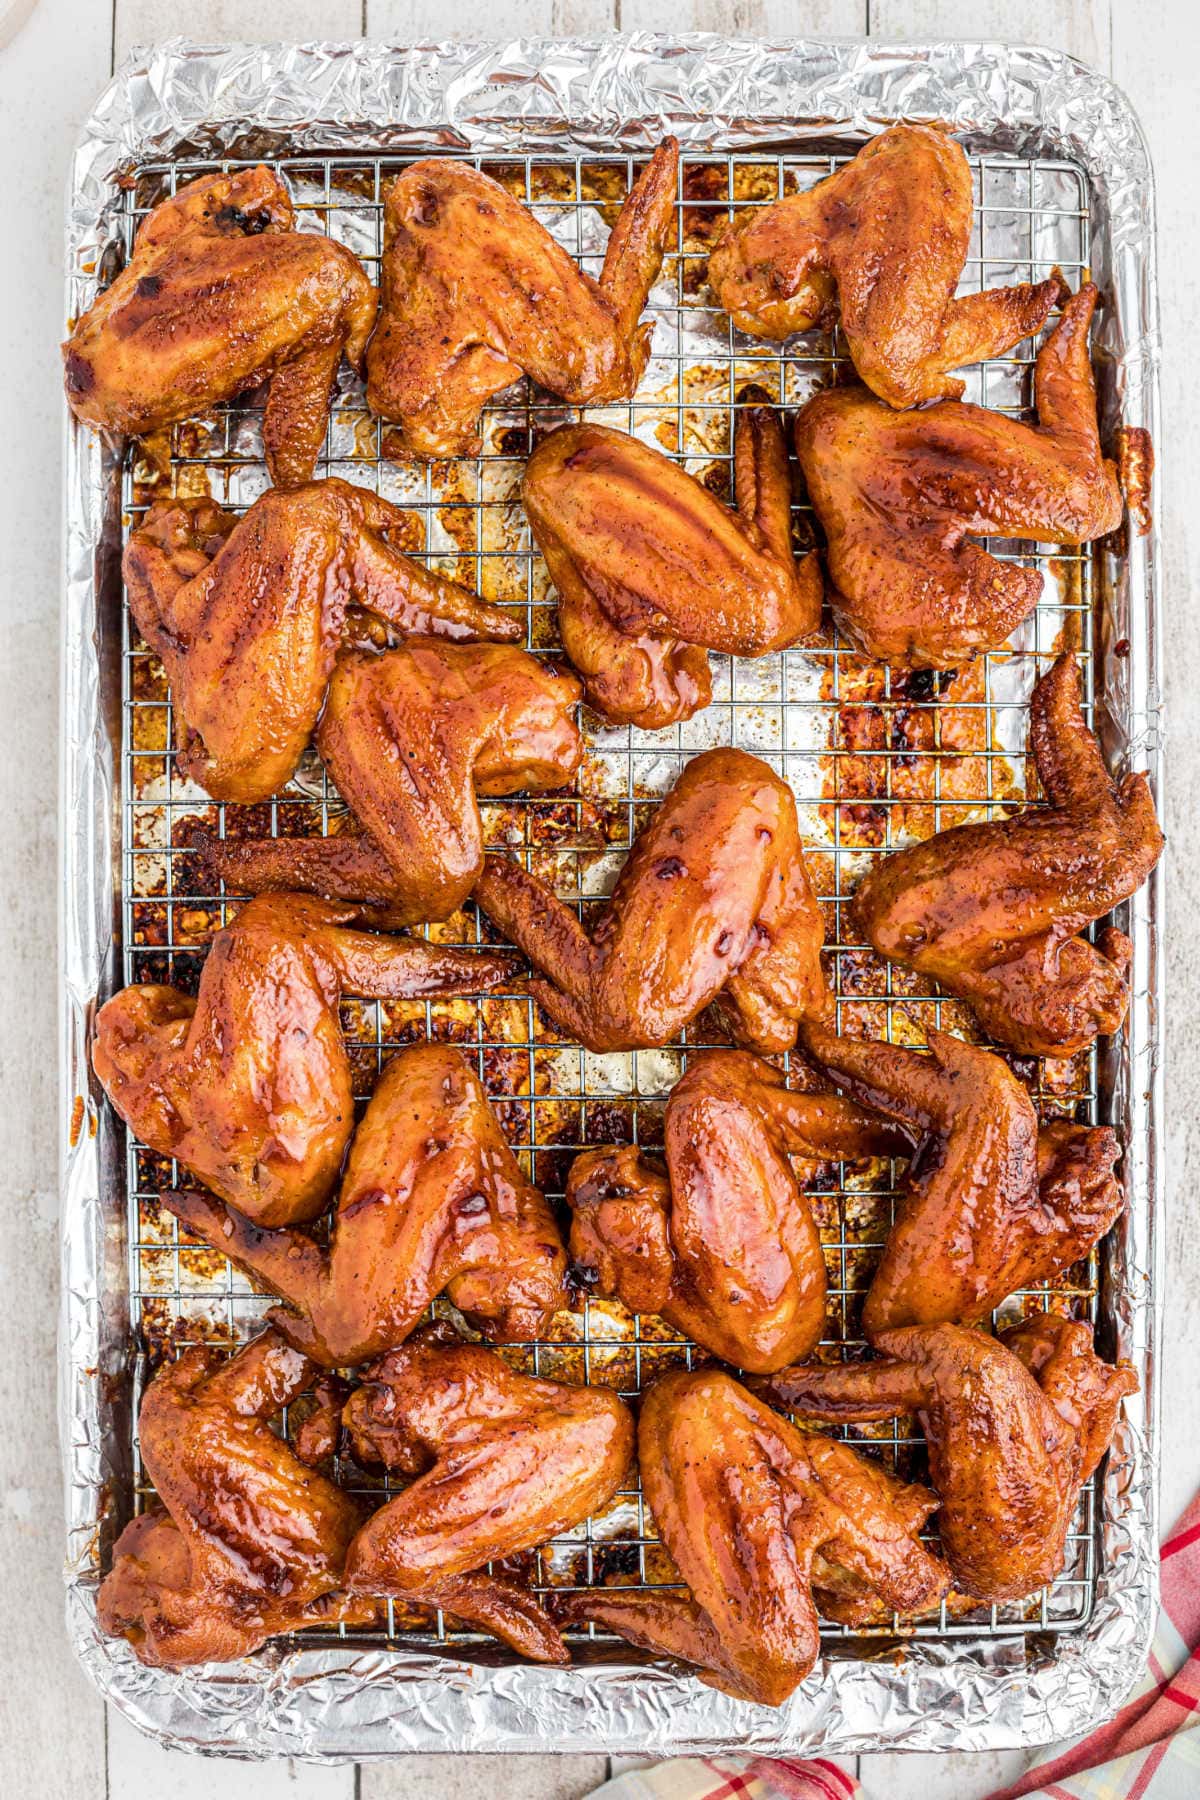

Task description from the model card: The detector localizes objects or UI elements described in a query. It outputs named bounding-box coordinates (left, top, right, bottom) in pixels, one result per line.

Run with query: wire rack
left=108, top=144, right=1103, bottom=1652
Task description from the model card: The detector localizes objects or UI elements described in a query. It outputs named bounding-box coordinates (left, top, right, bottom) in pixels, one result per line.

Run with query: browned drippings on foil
left=1116, top=425, right=1154, bottom=536
left=818, top=659, right=1025, bottom=853
left=139, top=1302, right=240, bottom=1363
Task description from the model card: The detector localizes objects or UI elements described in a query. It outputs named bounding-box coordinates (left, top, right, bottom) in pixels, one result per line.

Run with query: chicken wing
left=758, top=1316, right=1136, bottom=1603
left=522, top=400, right=821, bottom=728
left=123, top=478, right=521, bottom=803
left=63, top=167, right=376, bottom=488
left=92, top=894, right=513, bottom=1229
left=340, top=1322, right=633, bottom=1661
left=707, top=123, right=1062, bottom=409
left=852, top=654, right=1164, bottom=1054
left=473, top=747, right=829, bottom=1054
left=554, top=1368, right=949, bottom=1705
left=196, top=639, right=582, bottom=927
left=566, top=1049, right=904, bottom=1371
left=367, top=141, right=679, bottom=456
left=793, top=287, right=1123, bottom=666
left=802, top=1021, right=1123, bottom=1337
left=1000, top=1311, right=1137, bottom=1485
left=97, top=1331, right=377, bottom=1666
left=162, top=1044, right=567, bottom=1366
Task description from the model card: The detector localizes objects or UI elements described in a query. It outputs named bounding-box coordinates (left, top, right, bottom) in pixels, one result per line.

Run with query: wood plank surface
left=870, top=0, right=1108, bottom=66
left=367, top=0, right=614, bottom=33
left=106, top=1713, right=354, bottom=1800
left=10, top=1, right=1197, bottom=1795
left=361, top=1756, right=611, bottom=1799
left=115, top=0, right=364, bottom=53
left=617, top=2, right=865, bottom=33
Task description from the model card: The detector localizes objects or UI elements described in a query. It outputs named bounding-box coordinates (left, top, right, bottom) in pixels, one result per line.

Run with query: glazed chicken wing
left=853, top=654, right=1164, bottom=1054
left=554, top=1368, right=949, bottom=1705
left=708, top=123, right=1062, bottom=409
left=367, top=141, right=679, bottom=457
left=339, top=1323, right=633, bottom=1661
left=98, top=1331, right=377, bottom=1666
left=474, top=747, right=829, bottom=1054
left=64, top=167, right=376, bottom=488
left=1000, top=1312, right=1137, bottom=1485
left=567, top=1049, right=904, bottom=1371
left=197, top=639, right=582, bottom=927
left=522, top=400, right=820, bottom=728
left=802, top=1021, right=1123, bottom=1337
left=123, top=478, right=520, bottom=803
left=163, top=1044, right=567, bottom=1366
left=92, top=894, right=513, bottom=1229
left=759, top=1316, right=1136, bottom=1602
left=793, top=286, right=1123, bottom=666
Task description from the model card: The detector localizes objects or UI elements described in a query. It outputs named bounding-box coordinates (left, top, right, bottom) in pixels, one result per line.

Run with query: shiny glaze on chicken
left=708, top=124, right=1062, bottom=409
left=197, top=640, right=582, bottom=927
left=474, top=747, right=829, bottom=1054
left=92, top=894, right=513, bottom=1229
left=853, top=654, right=1164, bottom=1054
left=163, top=1044, right=567, bottom=1366
left=794, top=287, right=1123, bottom=666
left=803, top=1021, right=1123, bottom=1338
left=759, top=1316, right=1136, bottom=1603
left=566, top=1049, right=904, bottom=1371
left=522, top=402, right=821, bottom=728
left=341, top=1323, right=633, bottom=1661
left=554, top=1368, right=949, bottom=1705
left=123, top=479, right=520, bottom=803
left=98, top=1331, right=377, bottom=1666
left=367, top=142, right=679, bottom=457
left=1001, top=1311, right=1137, bottom=1485
left=63, top=167, right=376, bottom=488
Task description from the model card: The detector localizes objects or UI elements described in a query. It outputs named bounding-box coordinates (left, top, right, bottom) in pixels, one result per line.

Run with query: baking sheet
left=60, top=34, right=1163, bottom=1757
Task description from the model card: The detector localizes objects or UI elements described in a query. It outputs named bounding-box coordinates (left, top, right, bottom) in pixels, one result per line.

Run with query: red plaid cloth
left=590, top=1495, right=1200, bottom=1800
left=592, top=1758, right=856, bottom=1799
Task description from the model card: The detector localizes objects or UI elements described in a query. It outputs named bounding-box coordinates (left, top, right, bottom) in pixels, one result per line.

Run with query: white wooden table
left=1, top=2, right=1196, bottom=1795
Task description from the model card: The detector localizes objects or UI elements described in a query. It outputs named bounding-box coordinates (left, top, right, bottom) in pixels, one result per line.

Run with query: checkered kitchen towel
left=591, top=1759, right=857, bottom=1800
left=588, top=1495, right=1200, bottom=1800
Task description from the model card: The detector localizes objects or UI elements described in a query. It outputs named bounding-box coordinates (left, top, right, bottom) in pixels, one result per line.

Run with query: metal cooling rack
left=108, top=144, right=1101, bottom=1649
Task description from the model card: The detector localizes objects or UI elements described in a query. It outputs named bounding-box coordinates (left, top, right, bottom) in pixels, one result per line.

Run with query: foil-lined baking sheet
left=60, top=34, right=1163, bottom=1759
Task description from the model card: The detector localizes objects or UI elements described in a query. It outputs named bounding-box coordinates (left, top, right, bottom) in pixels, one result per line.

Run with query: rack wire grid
left=107, top=142, right=1103, bottom=1652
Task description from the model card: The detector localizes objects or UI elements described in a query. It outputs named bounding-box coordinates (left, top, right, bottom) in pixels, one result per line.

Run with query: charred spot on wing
left=565, top=1260, right=601, bottom=1298
left=215, top=204, right=272, bottom=236
left=64, top=351, right=95, bottom=397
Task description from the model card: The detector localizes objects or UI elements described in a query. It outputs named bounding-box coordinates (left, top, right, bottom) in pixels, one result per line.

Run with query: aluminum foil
left=60, top=33, right=1164, bottom=1759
